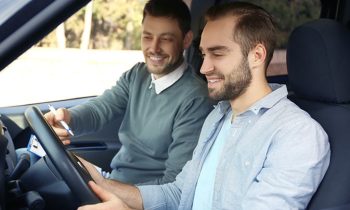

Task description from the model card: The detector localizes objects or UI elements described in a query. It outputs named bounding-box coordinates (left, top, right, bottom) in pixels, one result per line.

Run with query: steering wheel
left=24, top=105, right=100, bottom=205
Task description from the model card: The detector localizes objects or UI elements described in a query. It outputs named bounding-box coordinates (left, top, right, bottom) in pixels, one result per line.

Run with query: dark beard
left=209, top=58, right=252, bottom=101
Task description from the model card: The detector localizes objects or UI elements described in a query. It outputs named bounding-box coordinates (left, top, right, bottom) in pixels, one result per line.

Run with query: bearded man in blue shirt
left=78, top=2, right=330, bottom=210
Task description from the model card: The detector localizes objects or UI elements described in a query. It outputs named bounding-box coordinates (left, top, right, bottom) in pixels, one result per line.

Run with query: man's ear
left=249, top=44, right=267, bottom=69
left=183, top=31, right=193, bottom=49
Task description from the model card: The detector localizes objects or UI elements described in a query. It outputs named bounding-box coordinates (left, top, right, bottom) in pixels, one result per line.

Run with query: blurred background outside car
left=0, top=0, right=321, bottom=107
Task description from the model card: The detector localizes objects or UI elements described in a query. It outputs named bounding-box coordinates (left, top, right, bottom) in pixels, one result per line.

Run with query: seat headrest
left=287, top=19, right=350, bottom=103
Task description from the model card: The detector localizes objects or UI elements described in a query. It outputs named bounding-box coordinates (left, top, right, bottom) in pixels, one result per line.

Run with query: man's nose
left=150, top=39, right=161, bottom=53
left=200, top=57, right=214, bottom=75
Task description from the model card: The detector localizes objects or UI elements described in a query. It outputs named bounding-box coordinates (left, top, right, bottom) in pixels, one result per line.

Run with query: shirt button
left=244, top=161, right=250, bottom=166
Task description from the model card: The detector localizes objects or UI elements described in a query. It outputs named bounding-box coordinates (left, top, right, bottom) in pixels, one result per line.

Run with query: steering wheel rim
left=24, top=105, right=100, bottom=205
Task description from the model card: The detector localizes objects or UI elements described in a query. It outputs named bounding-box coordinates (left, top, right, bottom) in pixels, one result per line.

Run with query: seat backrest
left=287, top=18, right=350, bottom=210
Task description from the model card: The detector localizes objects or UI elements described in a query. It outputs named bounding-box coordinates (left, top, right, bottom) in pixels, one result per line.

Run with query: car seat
left=287, top=18, right=350, bottom=210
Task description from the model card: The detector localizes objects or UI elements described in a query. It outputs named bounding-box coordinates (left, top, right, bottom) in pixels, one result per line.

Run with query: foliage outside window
left=37, top=0, right=146, bottom=50
left=36, top=0, right=320, bottom=50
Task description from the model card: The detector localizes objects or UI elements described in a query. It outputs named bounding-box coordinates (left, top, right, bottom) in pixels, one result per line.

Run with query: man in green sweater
left=45, top=0, right=213, bottom=185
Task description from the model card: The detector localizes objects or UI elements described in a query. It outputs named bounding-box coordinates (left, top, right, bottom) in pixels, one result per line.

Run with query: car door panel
left=0, top=97, right=122, bottom=172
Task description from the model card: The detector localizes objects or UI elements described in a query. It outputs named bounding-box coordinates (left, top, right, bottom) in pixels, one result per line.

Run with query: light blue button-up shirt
left=138, top=84, right=330, bottom=210
left=192, top=110, right=232, bottom=210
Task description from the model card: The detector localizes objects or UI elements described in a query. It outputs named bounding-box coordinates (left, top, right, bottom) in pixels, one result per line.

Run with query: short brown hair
left=205, top=2, right=277, bottom=70
left=142, top=0, right=191, bottom=36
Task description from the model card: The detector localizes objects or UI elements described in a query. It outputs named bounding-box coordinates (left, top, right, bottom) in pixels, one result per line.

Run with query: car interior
left=1, top=0, right=350, bottom=209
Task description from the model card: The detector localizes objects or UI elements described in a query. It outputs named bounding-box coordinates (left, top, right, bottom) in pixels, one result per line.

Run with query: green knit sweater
left=69, top=62, right=213, bottom=185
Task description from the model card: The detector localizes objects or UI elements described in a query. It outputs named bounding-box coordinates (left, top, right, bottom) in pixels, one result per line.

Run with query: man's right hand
left=77, top=181, right=132, bottom=210
left=44, top=107, right=72, bottom=145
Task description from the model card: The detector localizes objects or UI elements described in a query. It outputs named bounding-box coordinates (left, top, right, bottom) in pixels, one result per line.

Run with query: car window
left=0, top=0, right=146, bottom=107
left=0, top=0, right=321, bottom=107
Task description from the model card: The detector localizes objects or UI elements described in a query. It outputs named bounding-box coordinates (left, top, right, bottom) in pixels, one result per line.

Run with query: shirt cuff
left=137, top=185, right=167, bottom=210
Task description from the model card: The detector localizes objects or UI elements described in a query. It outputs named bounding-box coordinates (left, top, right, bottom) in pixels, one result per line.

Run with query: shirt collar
left=149, top=61, right=187, bottom=94
left=248, top=83, right=288, bottom=114
left=216, top=84, right=288, bottom=115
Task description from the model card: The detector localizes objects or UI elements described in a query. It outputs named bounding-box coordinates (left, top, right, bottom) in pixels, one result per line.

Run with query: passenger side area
left=287, top=18, right=350, bottom=210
